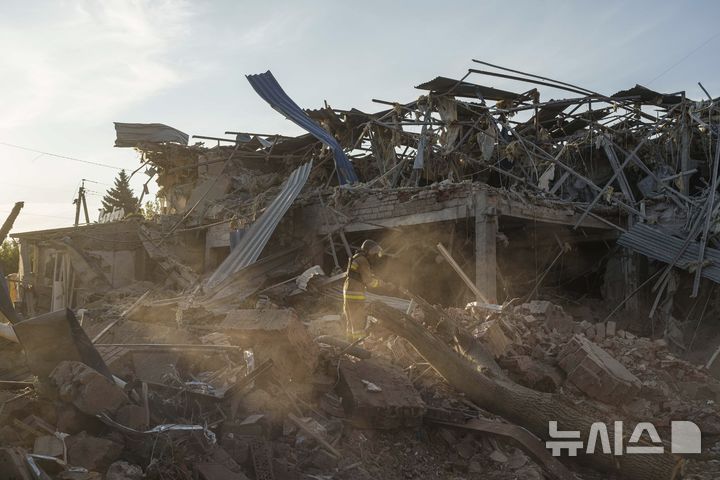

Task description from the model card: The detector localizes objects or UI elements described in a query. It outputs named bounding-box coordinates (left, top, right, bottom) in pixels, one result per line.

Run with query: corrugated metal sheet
left=618, top=223, right=720, bottom=284
left=415, top=76, right=523, bottom=101
left=611, top=85, right=683, bottom=107
left=202, top=247, right=305, bottom=307
left=205, top=161, right=313, bottom=289
left=114, top=123, right=188, bottom=147
left=246, top=71, right=358, bottom=185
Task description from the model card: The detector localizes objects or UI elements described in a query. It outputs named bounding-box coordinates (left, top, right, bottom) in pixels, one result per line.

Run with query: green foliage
left=101, top=170, right=139, bottom=215
left=0, top=240, right=19, bottom=274
left=142, top=198, right=163, bottom=219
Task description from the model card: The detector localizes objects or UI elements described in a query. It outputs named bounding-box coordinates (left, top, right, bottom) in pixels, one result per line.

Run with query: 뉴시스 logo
left=546, top=420, right=701, bottom=456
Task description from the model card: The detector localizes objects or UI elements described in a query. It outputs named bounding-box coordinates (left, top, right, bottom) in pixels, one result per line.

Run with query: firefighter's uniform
left=343, top=252, right=382, bottom=340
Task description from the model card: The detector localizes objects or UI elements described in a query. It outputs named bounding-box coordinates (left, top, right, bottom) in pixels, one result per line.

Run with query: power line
left=0, top=180, right=68, bottom=192
left=0, top=210, right=74, bottom=220
left=0, top=142, right=123, bottom=170
left=82, top=179, right=113, bottom=187
left=647, top=31, right=720, bottom=85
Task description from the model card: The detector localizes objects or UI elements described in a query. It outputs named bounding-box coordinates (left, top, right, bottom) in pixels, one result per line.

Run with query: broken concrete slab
left=337, top=357, right=426, bottom=429
left=557, top=335, right=641, bottom=405
left=33, top=435, right=64, bottom=457
left=50, top=361, right=129, bottom=416
left=66, top=432, right=123, bottom=471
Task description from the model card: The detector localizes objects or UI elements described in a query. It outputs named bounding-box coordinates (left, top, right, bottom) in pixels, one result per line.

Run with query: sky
left=1, top=0, right=720, bottom=234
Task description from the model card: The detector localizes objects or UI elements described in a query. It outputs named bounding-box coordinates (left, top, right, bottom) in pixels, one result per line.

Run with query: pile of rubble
left=464, top=300, right=720, bottom=431
left=0, top=284, right=718, bottom=479
left=3, top=60, right=720, bottom=479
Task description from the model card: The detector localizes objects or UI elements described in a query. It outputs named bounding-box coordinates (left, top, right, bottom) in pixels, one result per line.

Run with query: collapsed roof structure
left=3, top=61, right=720, bottom=479
left=79, top=61, right=720, bottom=311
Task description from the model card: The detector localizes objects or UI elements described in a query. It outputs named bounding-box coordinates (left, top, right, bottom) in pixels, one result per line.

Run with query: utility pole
left=0, top=202, right=24, bottom=243
left=73, top=180, right=90, bottom=227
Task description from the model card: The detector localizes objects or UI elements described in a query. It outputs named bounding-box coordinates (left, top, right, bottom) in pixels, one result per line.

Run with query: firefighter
left=343, top=240, right=393, bottom=341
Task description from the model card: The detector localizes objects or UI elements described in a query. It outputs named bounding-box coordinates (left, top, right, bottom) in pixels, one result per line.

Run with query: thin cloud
left=0, top=0, right=196, bottom=129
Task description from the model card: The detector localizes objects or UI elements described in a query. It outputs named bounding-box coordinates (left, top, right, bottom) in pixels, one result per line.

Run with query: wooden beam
left=437, top=243, right=490, bottom=305
left=287, top=413, right=341, bottom=458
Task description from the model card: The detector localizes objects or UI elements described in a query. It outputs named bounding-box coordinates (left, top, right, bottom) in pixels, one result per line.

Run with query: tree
left=142, top=199, right=163, bottom=219
left=101, top=170, right=139, bottom=215
left=369, top=301, right=679, bottom=480
left=0, top=240, right=19, bottom=274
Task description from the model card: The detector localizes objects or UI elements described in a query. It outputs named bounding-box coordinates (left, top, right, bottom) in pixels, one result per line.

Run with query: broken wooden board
left=336, top=357, right=425, bottom=429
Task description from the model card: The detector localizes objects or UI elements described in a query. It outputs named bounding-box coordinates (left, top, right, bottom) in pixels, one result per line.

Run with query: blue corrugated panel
left=246, top=71, right=358, bottom=185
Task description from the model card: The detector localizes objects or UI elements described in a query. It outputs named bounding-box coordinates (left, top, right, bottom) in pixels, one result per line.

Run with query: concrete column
left=621, top=250, right=638, bottom=312
left=475, top=191, right=498, bottom=303
left=622, top=216, right=642, bottom=313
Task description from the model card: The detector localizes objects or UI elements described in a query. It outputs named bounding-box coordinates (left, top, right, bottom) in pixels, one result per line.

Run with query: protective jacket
left=343, top=253, right=381, bottom=301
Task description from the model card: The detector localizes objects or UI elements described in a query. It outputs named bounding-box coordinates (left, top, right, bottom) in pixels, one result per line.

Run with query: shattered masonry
left=1, top=61, right=720, bottom=479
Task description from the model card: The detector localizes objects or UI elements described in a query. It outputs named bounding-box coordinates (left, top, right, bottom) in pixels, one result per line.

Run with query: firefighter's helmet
left=360, top=239, right=383, bottom=258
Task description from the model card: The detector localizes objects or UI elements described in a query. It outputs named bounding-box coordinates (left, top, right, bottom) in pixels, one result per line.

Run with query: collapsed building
left=1, top=61, right=720, bottom=479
